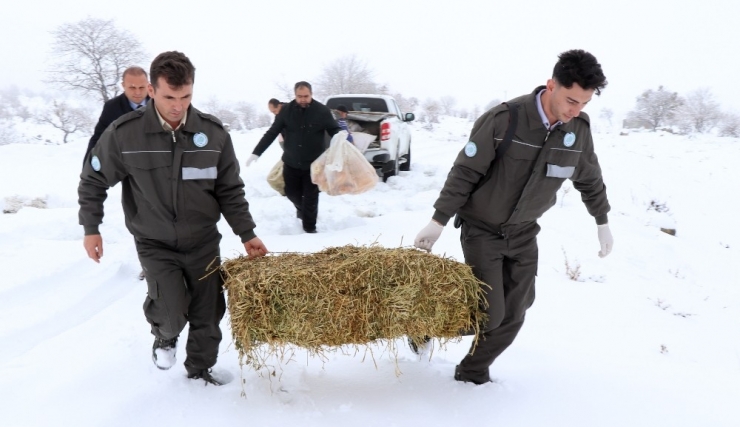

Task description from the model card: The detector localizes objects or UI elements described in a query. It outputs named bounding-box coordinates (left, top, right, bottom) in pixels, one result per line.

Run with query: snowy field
left=1, top=116, right=739, bottom=426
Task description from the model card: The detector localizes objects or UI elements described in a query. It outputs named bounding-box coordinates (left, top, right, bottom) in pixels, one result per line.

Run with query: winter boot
left=454, top=364, right=492, bottom=385
left=407, top=336, right=432, bottom=356
left=187, top=368, right=225, bottom=386
left=152, top=336, right=178, bottom=370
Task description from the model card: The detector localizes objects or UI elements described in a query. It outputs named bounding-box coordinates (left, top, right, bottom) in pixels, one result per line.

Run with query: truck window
left=326, top=97, right=389, bottom=113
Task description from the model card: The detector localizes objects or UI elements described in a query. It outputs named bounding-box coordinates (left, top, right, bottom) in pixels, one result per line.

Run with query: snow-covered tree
left=718, top=111, right=740, bottom=137
left=440, top=95, right=457, bottom=116
left=314, top=55, right=379, bottom=99
left=202, top=98, right=241, bottom=131
left=46, top=17, right=147, bottom=103
left=36, top=100, right=93, bottom=143
left=674, top=88, right=721, bottom=134
left=626, top=86, right=682, bottom=131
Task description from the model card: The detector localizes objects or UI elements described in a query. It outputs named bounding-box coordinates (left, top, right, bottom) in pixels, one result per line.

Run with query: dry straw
left=222, top=244, right=488, bottom=373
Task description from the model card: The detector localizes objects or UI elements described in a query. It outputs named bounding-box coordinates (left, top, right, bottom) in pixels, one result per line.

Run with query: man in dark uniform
left=246, top=82, right=340, bottom=233
left=78, top=51, right=268, bottom=386
left=85, top=66, right=150, bottom=161
left=412, top=49, right=614, bottom=385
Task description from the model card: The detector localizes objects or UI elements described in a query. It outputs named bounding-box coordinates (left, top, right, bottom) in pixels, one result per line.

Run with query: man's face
left=295, top=86, right=312, bottom=108
left=148, top=77, right=193, bottom=128
left=545, top=79, right=594, bottom=124
left=337, top=111, right=347, bottom=119
left=268, top=103, right=282, bottom=115
left=122, top=73, right=149, bottom=105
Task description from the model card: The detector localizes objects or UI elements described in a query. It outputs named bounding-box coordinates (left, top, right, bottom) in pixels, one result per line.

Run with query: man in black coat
left=84, top=66, right=150, bottom=280
left=84, top=66, right=150, bottom=160
left=247, top=82, right=340, bottom=233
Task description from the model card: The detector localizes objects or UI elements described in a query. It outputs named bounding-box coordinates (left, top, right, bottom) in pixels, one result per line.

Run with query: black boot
left=187, top=368, right=225, bottom=386
left=152, top=336, right=178, bottom=370
left=407, top=336, right=431, bottom=355
left=454, top=364, right=492, bottom=385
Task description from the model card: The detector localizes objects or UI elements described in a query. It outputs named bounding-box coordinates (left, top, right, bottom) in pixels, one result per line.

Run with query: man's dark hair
left=122, top=66, right=148, bottom=80
left=294, top=81, right=312, bottom=92
left=552, top=49, right=607, bottom=95
left=150, top=51, right=195, bottom=89
left=268, top=98, right=281, bottom=108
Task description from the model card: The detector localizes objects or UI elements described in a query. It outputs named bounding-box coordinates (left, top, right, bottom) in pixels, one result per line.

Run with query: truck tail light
left=381, top=122, right=391, bottom=141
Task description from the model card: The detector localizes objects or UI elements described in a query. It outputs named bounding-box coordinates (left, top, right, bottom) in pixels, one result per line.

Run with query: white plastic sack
left=311, top=131, right=378, bottom=196
left=350, top=131, right=376, bottom=153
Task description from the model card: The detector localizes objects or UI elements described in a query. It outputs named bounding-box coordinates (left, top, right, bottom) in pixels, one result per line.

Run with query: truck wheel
left=400, top=146, right=411, bottom=172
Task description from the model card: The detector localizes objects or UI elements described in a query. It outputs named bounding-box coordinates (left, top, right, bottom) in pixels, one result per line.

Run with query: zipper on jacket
left=544, top=131, right=551, bottom=142
left=171, top=130, right=178, bottom=221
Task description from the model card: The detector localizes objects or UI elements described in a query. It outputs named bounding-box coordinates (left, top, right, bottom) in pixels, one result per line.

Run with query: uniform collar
left=536, top=88, right=562, bottom=131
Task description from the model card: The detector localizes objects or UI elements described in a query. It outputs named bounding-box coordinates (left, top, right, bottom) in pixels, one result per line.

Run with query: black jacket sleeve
left=252, top=111, right=286, bottom=156
left=322, top=107, right=341, bottom=137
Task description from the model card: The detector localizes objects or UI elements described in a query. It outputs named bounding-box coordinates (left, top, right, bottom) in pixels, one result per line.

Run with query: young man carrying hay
left=78, top=51, right=269, bottom=386
left=413, top=49, right=613, bottom=385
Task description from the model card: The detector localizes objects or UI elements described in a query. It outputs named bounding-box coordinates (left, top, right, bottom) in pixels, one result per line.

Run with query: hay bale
left=222, top=245, right=487, bottom=368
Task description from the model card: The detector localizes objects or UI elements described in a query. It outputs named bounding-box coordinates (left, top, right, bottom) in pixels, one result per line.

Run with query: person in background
left=335, top=105, right=354, bottom=144
left=246, top=81, right=340, bottom=233
left=84, top=66, right=150, bottom=281
left=78, top=51, right=268, bottom=386
left=268, top=98, right=286, bottom=148
left=411, top=49, right=614, bottom=385
left=85, top=66, right=150, bottom=161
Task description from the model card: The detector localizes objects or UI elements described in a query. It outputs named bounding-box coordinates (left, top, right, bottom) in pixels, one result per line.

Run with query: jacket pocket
left=545, top=148, right=581, bottom=178
left=182, top=151, right=219, bottom=180
left=145, top=277, right=158, bottom=300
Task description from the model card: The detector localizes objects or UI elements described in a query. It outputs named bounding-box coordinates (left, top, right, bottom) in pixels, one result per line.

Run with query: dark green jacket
left=78, top=101, right=257, bottom=246
left=432, top=87, right=610, bottom=232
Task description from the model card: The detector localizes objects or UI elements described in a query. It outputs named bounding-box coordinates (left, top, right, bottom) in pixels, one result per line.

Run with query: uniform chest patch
left=464, top=141, right=477, bottom=157
left=91, top=155, right=101, bottom=171
left=564, top=132, right=576, bottom=147
left=193, top=132, right=208, bottom=148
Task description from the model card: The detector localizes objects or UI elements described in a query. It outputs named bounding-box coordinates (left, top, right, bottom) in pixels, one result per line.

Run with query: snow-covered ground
left=1, top=116, right=738, bottom=426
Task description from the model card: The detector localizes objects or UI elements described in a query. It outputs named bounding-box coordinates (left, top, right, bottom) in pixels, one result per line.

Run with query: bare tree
left=470, top=105, right=481, bottom=122
left=254, top=113, right=273, bottom=128
left=674, top=88, right=721, bottom=134
left=440, top=95, right=457, bottom=116
left=314, top=55, right=379, bottom=99
left=421, top=98, right=441, bottom=129
left=236, top=102, right=259, bottom=130
left=718, top=111, right=740, bottom=137
left=202, top=98, right=241, bottom=131
left=599, top=107, right=614, bottom=127
left=274, top=80, right=294, bottom=101
left=36, top=100, right=93, bottom=143
left=46, top=17, right=148, bottom=103
left=626, top=86, right=682, bottom=131
left=0, top=85, right=32, bottom=121
left=393, top=93, right=418, bottom=113
left=0, top=119, right=18, bottom=146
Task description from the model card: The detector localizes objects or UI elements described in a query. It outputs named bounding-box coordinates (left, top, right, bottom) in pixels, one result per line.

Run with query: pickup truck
left=324, top=94, right=415, bottom=181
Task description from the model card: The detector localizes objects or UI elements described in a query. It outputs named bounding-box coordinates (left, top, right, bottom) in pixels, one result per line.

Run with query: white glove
left=414, top=220, right=444, bottom=252
left=245, top=154, right=259, bottom=167
left=597, top=224, right=613, bottom=258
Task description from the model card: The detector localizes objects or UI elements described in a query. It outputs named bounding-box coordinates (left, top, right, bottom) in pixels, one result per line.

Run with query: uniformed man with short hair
left=412, top=49, right=614, bottom=385
left=78, top=51, right=268, bottom=386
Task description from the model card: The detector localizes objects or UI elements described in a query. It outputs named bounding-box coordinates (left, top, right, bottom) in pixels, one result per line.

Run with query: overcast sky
left=2, top=0, right=738, bottom=118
